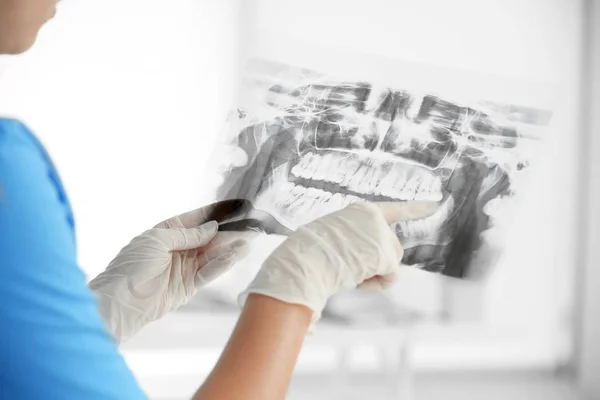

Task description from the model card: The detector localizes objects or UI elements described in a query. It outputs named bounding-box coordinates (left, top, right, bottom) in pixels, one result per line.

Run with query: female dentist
left=0, top=1, right=438, bottom=399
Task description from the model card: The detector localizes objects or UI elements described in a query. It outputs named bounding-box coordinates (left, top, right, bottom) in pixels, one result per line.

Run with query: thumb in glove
left=152, top=220, right=219, bottom=251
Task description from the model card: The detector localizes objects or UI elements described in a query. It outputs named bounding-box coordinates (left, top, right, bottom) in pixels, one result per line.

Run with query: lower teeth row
left=291, top=164, right=443, bottom=201
left=272, top=183, right=445, bottom=234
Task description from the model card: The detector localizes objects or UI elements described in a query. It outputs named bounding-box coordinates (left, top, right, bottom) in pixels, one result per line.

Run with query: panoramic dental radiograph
left=208, top=57, right=552, bottom=280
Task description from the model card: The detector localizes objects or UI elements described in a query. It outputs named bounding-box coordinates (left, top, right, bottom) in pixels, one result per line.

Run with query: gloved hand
left=239, top=201, right=439, bottom=328
left=89, top=200, right=254, bottom=344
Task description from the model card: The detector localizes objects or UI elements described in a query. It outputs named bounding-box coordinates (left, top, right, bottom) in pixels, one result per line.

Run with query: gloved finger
left=200, top=231, right=258, bottom=258
left=200, top=238, right=250, bottom=265
left=195, top=253, right=237, bottom=288
left=154, top=221, right=218, bottom=251
left=154, top=199, right=252, bottom=229
left=342, top=202, right=405, bottom=261
left=207, top=230, right=261, bottom=246
left=375, top=201, right=440, bottom=223
left=358, top=272, right=398, bottom=290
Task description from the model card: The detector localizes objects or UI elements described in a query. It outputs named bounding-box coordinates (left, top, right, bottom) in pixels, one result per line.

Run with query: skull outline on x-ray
left=214, top=68, right=544, bottom=278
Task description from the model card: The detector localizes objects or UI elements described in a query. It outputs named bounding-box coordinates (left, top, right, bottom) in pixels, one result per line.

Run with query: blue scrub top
left=0, top=119, right=146, bottom=399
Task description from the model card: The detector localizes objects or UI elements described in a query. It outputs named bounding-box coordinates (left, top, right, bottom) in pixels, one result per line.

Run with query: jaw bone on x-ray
left=209, top=53, right=552, bottom=280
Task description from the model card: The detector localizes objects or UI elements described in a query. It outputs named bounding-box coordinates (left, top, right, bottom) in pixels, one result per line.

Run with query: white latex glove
left=89, top=200, right=253, bottom=344
left=239, top=201, right=439, bottom=328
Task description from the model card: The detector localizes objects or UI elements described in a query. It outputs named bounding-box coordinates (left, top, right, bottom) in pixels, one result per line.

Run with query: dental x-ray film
left=206, top=35, right=554, bottom=279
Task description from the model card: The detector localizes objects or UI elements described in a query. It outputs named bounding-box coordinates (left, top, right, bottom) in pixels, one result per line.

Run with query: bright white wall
left=0, top=0, right=241, bottom=279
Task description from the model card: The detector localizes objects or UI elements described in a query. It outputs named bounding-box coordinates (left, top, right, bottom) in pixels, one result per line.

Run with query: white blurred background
left=0, top=0, right=596, bottom=399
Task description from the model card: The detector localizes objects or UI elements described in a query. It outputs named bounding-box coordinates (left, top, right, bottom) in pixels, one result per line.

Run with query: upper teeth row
left=291, top=152, right=443, bottom=201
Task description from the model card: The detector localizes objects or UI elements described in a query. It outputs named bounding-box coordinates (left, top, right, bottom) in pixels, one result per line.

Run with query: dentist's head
left=0, top=0, right=60, bottom=54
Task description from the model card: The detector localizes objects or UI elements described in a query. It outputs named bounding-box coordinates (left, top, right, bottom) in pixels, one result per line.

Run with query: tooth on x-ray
left=211, top=57, right=553, bottom=279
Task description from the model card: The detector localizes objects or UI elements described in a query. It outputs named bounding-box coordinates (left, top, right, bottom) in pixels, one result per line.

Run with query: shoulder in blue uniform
left=0, top=118, right=146, bottom=399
